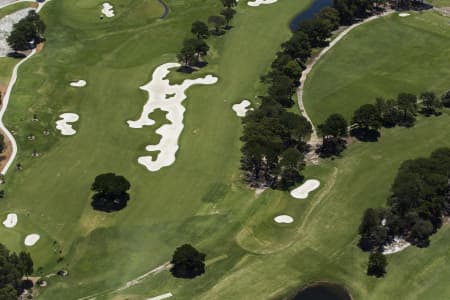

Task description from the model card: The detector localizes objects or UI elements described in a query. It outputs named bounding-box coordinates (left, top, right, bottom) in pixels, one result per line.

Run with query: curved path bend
left=0, top=0, right=51, bottom=175
left=297, top=10, right=394, bottom=162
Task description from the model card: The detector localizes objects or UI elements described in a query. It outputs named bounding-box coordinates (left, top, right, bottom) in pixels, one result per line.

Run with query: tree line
left=0, top=243, right=33, bottom=299
left=316, top=89, right=450, bottom=157
left=358, top=148, right=450, bottom=276
left=177, top=0, right=238, bottom=70
left=240, top=5, right=360, bottom=189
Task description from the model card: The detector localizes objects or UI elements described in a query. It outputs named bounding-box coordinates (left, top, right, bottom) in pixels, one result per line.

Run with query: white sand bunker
left=399, top=13, right=410, bottom=17
left=70, top=80, right=87, bottom=87
left=248, top=0, right=278, bottom=7
left=232, top=99, right=253, bottom=117
left=56, top=113, right=79, bottom=136
left=147, top=293, right=173, bottom=300
left=383, top=237, right=411, bottom=255
left=24, top=234, right=40, bottom=246
left=0, top=8, right=33, bottom=57
left=2, top=213, right=17, bottom=228
left=102, top=2, right=115, bottom=17
left=290, top=179, right=320, bottom=199
left=127, top=63, right=218, bottom=172
left=274, top=215, right=294, bottom=224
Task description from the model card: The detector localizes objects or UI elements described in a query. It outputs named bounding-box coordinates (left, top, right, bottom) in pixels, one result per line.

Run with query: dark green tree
left=170, top=244, right=206, bottom=279
left=220, top=8, right=236, bottom=28
left=91, top=173, right=131, bottom=212
left=317, top=7, right=340, bottom=30
left=318, top=113, right=348, bottom=138
left=420, top=91, right=441, bottom=115
left=397, top=93, right=417, bottom=126
left=191, top=21, right=209, bottom=39
left=441, top=90, right=450, bottom=108
left=208, top=15, right=226, bottom=35
left=281, top=31, right=311, bottom=63
left=221, top=0, right=237, bottom=8
left=367, top=252, right=387, bottom=277
left=351, top=104, right=381, bottom=141
left=297, top=17, right=333, bottom=48
left=7, top=11, right=46, bottom=51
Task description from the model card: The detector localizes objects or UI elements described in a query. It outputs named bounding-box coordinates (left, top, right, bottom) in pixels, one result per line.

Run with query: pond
left=291, top=282, right=352, bottom=300
left=289, top=0, right=333, bottom=31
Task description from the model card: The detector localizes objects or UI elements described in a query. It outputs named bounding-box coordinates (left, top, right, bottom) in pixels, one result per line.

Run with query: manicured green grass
left=303, top=11, right=450, bottom=125
left=0, top=1, right=35, bottom=20
left=1, top=0, right=450, bottom=299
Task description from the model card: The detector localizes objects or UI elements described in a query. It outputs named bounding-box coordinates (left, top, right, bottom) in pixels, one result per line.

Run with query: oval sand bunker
left=70, top=80, right=87, bottom=87
left=56, top=113, right=79, bottom=136
left=274, top=215, right=294, bottom=224
left=24, top=234, right=40, bottom=246
left=290, top=179, right=320, bottom=199
left=2, top=213, right=17, bottom=228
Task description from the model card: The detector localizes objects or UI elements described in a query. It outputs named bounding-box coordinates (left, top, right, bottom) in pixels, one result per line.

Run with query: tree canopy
left=7, top=11, right=46, bottom=51
left=367, top=252, right=387, bottom=278
left=0, top=243, right=34, bottom=298
left=170, top=244, right=206, bottom=279
left=191, top=21, right=209, bottom=39
left=91, top=173, right=131, bottom=212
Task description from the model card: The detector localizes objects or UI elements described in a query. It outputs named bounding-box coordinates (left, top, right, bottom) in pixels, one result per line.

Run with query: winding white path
left=297, top=10, right=394, bottom=159
left=0, top=0, right=51, bottom=175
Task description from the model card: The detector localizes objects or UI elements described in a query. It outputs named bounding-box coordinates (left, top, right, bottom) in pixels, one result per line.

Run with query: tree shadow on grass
left=350, top=128, right=380, bottom=142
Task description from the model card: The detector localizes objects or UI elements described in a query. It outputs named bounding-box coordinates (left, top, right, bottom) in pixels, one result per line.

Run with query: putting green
left=1, top=1, right=450, bottom=300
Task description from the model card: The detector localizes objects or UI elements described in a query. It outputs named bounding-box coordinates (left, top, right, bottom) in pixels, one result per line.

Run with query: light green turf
left=1, top=1, right=450, bottom=299
left=303, top=11, right=450, bottom=125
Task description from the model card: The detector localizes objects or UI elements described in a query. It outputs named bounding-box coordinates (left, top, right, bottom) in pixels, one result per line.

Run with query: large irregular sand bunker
left=24, top=234, right=40, bottom=246
left=128, top=63, right=218, bottom=172
left=56, top=113, right=79, bottom=136
left=102, top=2, right=115, bottom=17
left=2, top=213, right=17, bottom=228
left=383, top=237, right=411, bottom=255
left=232, top=99, right=253, bottom=117
left=274, top=215, right=294, bottom=224
left=290, top=179, right=320, bottom=199
left=248, top=0, right=278, bottom=7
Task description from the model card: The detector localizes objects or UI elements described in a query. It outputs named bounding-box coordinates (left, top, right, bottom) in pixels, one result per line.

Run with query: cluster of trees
left=170, top=244, right=206, bottom=279
left=91, top=173, right=131, bottom=212
left=7, top=11, right=46, bottom=52
left=317, top=113, right=348, bottom=157
left=332, top=0, right=387, bottom=25
left=177, top=0, right=237, bottom=69
left=358, top=148, right=450, bottom=275
left=351, top=91, right=447, bottom=141
left=0, top=243, right=34, bottom=298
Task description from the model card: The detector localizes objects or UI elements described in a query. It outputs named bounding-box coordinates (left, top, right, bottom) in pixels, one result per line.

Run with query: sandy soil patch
left=232, top=99, right=253, bottom=117
left=0, top=8, right=32, bottom=57
left=102, top=2, right=115, bottom=17
left=127, top=63, right=218, bottom=172
left=274, top=215, right=294, bottom=224
left=24, top=233, right=40, bottom=246
left=2, top=213, right=17, bottom=228
left=70, top=80, right=86, bottom=87
left=399, top=12, right=410, bottom=17
left=290, top=179, right=320, bottom=199
left=56, top=113, right=79, bottom=136
left=147, top=293, right=173, bottom=300
left=383, top=237, right=411, bottom=255
left=248, top=0, right=278, bottom=6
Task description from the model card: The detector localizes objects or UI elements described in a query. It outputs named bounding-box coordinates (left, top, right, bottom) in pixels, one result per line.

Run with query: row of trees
left=316, top=90, right=450, bottom=157
left=177, top=0, right=238, bottom=69
left=358, top=148, right=450, bottom=275
left=0, top=243, right=34, bottom=298
left=239, top=7, right=346, bottom=189
left=7, top=11, right=46, bottom=52
left=351, top=91, right=447, bottom=141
